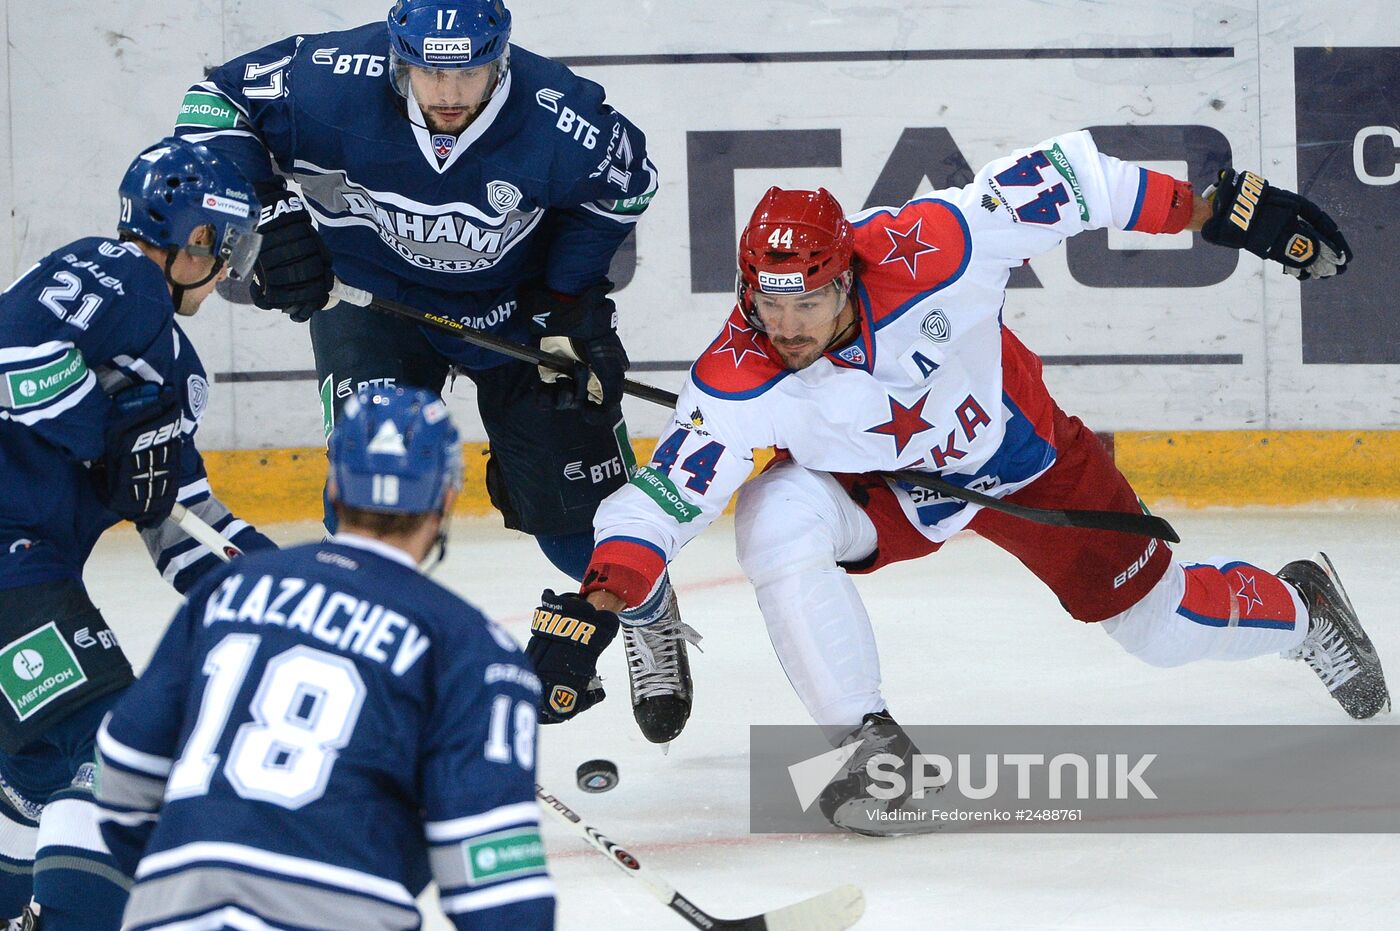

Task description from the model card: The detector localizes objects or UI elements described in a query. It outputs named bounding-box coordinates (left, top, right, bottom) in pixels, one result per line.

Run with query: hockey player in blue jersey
left=95, top=386, right=554, bottom=930
left=173, top=0, right=698, bottom=745
left=0, top=138, right=274, bottom=929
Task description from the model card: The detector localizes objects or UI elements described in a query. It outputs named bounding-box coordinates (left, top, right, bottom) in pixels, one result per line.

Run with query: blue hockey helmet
left=329, top=386, right=463, bottom=515
left=117, top=137, right=262, bottom=282
left=386, top=0, right=511, bottom=99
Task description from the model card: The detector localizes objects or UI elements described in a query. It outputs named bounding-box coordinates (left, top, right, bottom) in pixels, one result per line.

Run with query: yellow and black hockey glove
left=1200, top=168, right=1352, bottom=280
left=526, top=589, right=619, bottom=723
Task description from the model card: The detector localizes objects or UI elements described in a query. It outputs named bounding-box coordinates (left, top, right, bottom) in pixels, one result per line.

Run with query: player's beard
left=769, top=299, right=857, bottom=370
left=771, top=337, right=825, bottom=370
left=421, top=103, right=481, bottom=136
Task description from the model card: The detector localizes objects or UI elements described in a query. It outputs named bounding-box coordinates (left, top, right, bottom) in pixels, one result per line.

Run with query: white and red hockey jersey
left=587, top=130, right=1194, bottom=605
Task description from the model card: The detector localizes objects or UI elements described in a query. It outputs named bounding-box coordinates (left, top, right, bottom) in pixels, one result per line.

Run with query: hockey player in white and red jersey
left=521, top=129, right=1389, bottom=831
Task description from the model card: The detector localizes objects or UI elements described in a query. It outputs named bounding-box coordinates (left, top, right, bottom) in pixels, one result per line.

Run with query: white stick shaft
left=170, top=504, right=243, bottom=563
left=326, top=279, right=372, bottom=310
left=534, top=786, right=678, bottom=906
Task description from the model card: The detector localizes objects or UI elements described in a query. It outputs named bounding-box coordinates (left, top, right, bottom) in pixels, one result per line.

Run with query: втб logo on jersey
left=294, top=166, right=542, bottom=274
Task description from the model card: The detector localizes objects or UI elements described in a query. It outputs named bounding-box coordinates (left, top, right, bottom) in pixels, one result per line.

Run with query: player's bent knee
left=1100, top=563, right=1198, bottom=667
left=735, top=464, right=848, bottom=584
left=1101, top=612, right=1192, bottom=668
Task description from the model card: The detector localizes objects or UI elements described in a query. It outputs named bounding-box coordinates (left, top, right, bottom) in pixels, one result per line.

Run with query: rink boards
left=202, top=430, right=1400, bottom=524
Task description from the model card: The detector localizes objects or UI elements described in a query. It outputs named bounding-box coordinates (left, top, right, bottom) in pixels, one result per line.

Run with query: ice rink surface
left=85, top=506, right=1399, bottom=930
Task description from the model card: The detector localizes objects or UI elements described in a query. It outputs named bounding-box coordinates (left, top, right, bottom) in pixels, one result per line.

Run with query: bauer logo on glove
left=1200, top=168, right=1352, bottom=280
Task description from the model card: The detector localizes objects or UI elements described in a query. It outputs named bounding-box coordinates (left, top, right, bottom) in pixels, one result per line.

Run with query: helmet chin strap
left=820, top=273, right=859, bottom=354
left=422, top=506, right=451, bottom=574
left=163, top=248, right=224, bottom=311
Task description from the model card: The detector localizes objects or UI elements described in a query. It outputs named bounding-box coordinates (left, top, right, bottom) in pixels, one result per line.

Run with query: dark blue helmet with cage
left=117, top=137, right=262, bottom=286
left=329, top=386, right=463, bottom=515
left=386, top=0, right=512, bottom=101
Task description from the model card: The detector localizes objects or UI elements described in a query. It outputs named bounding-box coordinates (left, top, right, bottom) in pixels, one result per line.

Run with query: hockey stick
left=535, top=785, right=864, bottom=930
left=169, top=504, right=243, bottom=562
left=156, top=513, right=863, bottom=927
left=327, top=280, right=676, bottom=407
left=326, top=280, right=1178, bottom=542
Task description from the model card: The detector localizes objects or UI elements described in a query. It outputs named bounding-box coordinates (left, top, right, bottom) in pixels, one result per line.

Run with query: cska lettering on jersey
left=203, top=573, right=432, bottom=675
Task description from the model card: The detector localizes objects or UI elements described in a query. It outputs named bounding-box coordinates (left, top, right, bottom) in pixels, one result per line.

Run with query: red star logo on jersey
left=712, top=321, right=768, bottom=368
left=880, top=219, right=940, bottom=277
left=1233, top=571, right=1265, bottom=616
left=865, top=392, right=935, bottom=455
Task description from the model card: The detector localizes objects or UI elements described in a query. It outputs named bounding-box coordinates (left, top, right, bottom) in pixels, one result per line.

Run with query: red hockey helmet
left=736, top=187, right=855, bottom=329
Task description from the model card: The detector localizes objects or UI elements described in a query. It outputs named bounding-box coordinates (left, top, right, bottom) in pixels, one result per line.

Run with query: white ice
left=85, top=507, right=1400, bottom=930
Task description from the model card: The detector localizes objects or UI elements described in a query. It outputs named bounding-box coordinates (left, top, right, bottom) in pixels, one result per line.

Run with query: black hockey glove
left=1200, top=168, right=1352, bottom=280
left=250, top=187, right=335, bottom=322
left=525, top=589, right=620, bottom=724
left=521, top=281, right=629, bottom=425
left=96, top=383, right=184, bottom=527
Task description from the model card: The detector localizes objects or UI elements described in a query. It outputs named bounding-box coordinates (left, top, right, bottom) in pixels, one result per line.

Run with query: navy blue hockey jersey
left=0, top=237, right=271, bottom=594
left=95, top=535, right=553, bottom=930
left=176, top=23, right=658, bottom=369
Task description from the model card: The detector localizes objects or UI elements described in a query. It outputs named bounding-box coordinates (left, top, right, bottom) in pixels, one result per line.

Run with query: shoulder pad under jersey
left=690, top=307, right=790, bottom=401
left=849, top=197, right=973, bottom=329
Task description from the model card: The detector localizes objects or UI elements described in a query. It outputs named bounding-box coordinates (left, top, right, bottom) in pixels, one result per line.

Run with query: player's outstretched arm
left=1196, top=168, right=1352, bottom=279
left=172, top=34, right=305, bottom=189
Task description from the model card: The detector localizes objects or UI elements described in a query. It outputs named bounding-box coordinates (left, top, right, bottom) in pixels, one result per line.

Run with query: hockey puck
left=576, top=759, right=619, bottom=793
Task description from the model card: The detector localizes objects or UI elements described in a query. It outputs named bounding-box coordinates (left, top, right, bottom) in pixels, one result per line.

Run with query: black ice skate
left=817, top=711, right=925, bottom=836
left=622, top=584, right=701, bottom=744
left=1279, top=552, right=1390, bottom=719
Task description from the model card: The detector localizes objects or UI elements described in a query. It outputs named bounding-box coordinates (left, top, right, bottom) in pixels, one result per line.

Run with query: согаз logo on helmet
left=423, top=37, right=472, bottom=64
left=757, top=271, right=806, bottom=294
